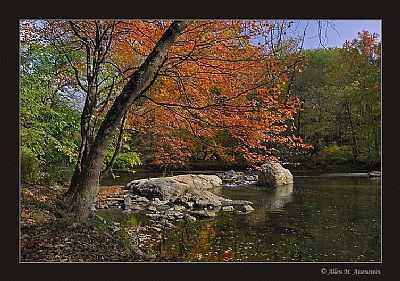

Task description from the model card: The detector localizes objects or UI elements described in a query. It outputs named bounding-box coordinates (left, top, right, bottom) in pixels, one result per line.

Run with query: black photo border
left=3, top=0, right=396, bottom=280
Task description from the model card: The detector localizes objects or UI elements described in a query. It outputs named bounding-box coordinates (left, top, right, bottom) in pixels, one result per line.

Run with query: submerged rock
left=257, top=162, right=293, bottom=186
left=216, top=170, right=258, bottom=185
left=369, top=171, right=381, bottom=177
left=238, top=204, right=254, bottom=214
left=191, top=210, right=217, bottom=219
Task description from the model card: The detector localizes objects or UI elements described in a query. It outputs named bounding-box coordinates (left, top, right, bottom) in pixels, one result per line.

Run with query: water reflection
left=97, top=174, right=381, bottom=262
left=262, top=184, right=293, bottom=211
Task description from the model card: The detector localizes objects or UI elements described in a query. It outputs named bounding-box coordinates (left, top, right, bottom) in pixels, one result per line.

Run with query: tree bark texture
left=99, top=111, right=128, bottom=180
left=70, top=20, right=192, bottom=222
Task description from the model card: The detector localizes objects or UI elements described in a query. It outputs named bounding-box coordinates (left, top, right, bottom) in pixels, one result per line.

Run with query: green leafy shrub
left=317, top=144, right=353, bottom=163
left=20, top=146, right=41, bottom=184
left=41, top=165, right=72, bottom=186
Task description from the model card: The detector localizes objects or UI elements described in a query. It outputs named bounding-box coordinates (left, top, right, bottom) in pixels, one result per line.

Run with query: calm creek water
left=98, top=171, right=381, bottom=262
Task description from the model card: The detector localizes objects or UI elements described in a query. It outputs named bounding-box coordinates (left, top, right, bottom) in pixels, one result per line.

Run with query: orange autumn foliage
left=22, top=20, right=312, bottom=168
left=124, top=20, right=312, bottom=166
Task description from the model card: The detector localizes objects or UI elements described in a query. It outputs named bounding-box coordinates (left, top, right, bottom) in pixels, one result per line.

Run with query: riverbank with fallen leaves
left=20, top=183, right=153, bottom=262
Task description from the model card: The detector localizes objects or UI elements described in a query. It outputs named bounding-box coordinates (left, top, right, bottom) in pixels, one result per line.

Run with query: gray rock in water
left=130, top=204, right=146, bottom=211
left=257, top=162, right=293, bottom=186
left=222, top=206, right=235, bottom=212
left=133, top=196, right=150, bottom=202
left=191, top=210, right=216, bottom=219
left=244, top=174, right=258, bottom=181
left=239, top=204, right=254, bottom=214
left=369, top=171, right=381, bottom=177
left=123, top=196, right=132, bottom=208
left=156, top=204, right=171, bottom=212
left=152, top=198, right=169, bottom=205
left=164, top=221, right=176, bottom=229
left=126, top=174, right=222, bottom=201
left=185, top=201, right=195, bottom=209
left=148, top=205, right=157, bottom=212
left=221, top=199, right=253, bottom=206
left=124, top=174, right=255, bottom=221
left=126, top=174, right=245, bottom=211
left=170, top=205, right=186, bottom=212
left=184, top=214, right=197, bottom=221
left=217, top=170, right=258, bottom=185
left=217, top=170, right=244, bottom=180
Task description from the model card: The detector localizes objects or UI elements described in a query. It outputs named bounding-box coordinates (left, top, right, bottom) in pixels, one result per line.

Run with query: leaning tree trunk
left=70, top=20, right=192, bottom=222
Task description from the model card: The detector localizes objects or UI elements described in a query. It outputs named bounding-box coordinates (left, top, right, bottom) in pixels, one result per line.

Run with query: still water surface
left=98, top=171, right=381, bottom=262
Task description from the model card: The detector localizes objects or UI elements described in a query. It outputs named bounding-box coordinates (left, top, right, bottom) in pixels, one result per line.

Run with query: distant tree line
left=290, top=31, right=381, bottom=168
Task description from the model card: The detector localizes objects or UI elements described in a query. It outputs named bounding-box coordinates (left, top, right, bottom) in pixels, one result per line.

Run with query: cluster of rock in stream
left=95, top=163, right=300, bottom=233
left=216, top=170, right=258, bottom=185
left=95, top=174, right=255, bottom=229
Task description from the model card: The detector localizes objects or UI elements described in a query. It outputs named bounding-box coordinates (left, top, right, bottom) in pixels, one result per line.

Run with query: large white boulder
left=256, top=162, right=293, bottom=186
left=126, top=174, right=222, bottom=202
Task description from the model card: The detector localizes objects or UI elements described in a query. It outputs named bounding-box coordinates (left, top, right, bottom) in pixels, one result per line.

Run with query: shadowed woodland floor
left=20, top=183, right=149, bottom=262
